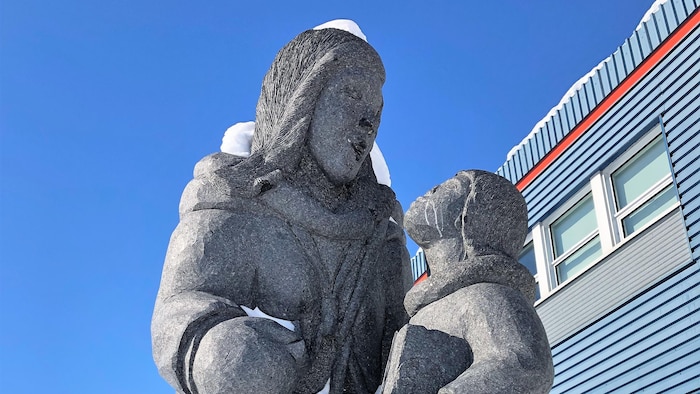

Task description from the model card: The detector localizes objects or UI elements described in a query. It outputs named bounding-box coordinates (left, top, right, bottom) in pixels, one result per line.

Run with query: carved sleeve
left=151, top=209, right=252, bottom=394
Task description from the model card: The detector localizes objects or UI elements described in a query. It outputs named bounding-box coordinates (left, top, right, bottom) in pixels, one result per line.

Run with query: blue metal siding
left=662, top=19, right=700, bottom=262
left=409, top=248, right=427, bottom=281
left=548, top=263, right=699, bottom=393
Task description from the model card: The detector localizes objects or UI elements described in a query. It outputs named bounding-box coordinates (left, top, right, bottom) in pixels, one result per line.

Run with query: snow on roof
left=504, top=58, right=606, bottom=161
left=505, top=0, right=669, bottom=162
left=636, top=0, right=670, bottom=31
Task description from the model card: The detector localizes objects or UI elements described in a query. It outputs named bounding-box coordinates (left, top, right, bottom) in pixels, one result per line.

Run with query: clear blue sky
left=0, top=1, right=656, bottom=393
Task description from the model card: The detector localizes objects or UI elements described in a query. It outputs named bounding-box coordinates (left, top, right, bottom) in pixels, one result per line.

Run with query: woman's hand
left=192, top=316, right=308, bottom=394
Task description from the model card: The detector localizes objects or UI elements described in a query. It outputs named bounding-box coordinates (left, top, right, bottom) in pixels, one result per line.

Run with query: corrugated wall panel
left=527, top=139, right=536, bottom=168
left=629, top=35, right=643, bottom=67
left=622, top=38, right=635, bottom=71
left=682, top=197, right=700, bottom=225
left=671, top=138, right=700, bottom=173
left=670, top=140, right=700, bottom=173
left=582, top=84, right=592, bottom=114
left=648, top=14, right=663, bottom=50
left=666, top=1, right=681, bottom=31
left=670, top=114, right=700, bottom=146
left=611, top=346, right=699, bottom=393
left=664, top=72, right=700, bottom=125
left=535, top=209, right=691, bottom=345
left=639, top=24, right=654, bottom=57
left=656, top=370, right=700, bottom=394
left=600, top=61, right=614, bottom=96
left=572, top=90, right=583, bottom=122
left=551, top=274, right=696, bottom=382
left=664, top=26, right=700, bottom=262
left=552, top=110, right=566, bottom=140
left=659, top=6, right=672, bottom=39
left=551, top=288, right=697, bottom=381
left=667, top=112, right=700, bottom=151
left=548, top=263, right=699, bottom=394
left=549, top=262, right=698, bottom=361
left=554, top=296, right=698, bottom=392
left=541, top=123, right=551, bottom=152
left=591, top=72, right=604, bottom=103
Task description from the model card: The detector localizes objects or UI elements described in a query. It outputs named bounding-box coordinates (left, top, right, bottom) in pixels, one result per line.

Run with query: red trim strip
left=414, top=271, right=428, bottom=285
left=516, top=8, right=700, bottom=192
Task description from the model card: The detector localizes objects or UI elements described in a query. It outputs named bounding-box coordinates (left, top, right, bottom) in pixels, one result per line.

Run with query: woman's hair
left=217, top=28, right=386, bottom=196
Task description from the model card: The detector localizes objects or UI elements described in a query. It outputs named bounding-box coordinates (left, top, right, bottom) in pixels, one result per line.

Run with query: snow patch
left=370, top=142, right=391, bottom=186
left=636, top=0, right=669, bottom=31
left=221, top=121, right=255, bottom=157
left=313, top=19, right=367, bottom=42
left=317, top=379, right=330, bottom=394
left=240, top=305, right=296, bottom=331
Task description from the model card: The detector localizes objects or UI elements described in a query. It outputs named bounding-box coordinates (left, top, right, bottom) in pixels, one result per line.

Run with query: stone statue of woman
left=152, top=24, right=412, bottom=394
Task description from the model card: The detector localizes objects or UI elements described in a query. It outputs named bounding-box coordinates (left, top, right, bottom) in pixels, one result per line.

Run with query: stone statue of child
left=382, top=170, right=554, bottom=394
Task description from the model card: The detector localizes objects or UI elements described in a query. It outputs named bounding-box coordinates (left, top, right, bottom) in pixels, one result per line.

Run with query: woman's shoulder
left=193, top=152, right=245, bottom=178
left=178, top=153, right=258, bottom=216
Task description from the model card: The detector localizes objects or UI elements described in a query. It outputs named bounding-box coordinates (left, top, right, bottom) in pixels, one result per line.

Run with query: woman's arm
left=152, top=209, right=306, bottom=394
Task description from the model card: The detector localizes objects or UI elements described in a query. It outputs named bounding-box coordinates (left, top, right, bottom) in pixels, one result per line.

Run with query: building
left=412, top=1, right=699, bottom=391
left=498, top=1, right=699, bottom=391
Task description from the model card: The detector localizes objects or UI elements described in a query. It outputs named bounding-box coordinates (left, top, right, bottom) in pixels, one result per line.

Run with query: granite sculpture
left=152, top=25, right=412, bottom=394
left=382, top=170, right=554, bottom=394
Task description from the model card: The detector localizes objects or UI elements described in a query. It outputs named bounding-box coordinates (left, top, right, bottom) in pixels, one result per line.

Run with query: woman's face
left=404, top=177, right=468, bottom=246
left=308, top=66, right=383, bottom=185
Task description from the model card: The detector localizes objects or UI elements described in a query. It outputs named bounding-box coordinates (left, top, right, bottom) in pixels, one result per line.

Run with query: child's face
left=405, top=177, right=468, bottom=247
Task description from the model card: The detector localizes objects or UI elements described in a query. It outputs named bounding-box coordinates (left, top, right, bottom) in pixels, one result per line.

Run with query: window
left=522, top=124, right=681, bottom=301
left=518, top=240, right=540, bottom=300
left=549, top=193, right=602, bottom=284
left=609, top=133, right=678, bottom=238
left=519, top=241, right=537, bottom=275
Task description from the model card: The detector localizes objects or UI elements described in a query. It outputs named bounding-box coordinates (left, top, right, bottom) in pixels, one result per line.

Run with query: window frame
left=542, top=186, right=604, bottom=287
left=546, top=191, right=600, bottom=286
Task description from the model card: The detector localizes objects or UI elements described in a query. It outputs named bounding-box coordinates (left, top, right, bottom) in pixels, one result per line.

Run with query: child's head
left=404, top=170, right=528, bottom=260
